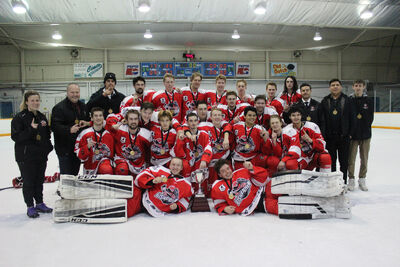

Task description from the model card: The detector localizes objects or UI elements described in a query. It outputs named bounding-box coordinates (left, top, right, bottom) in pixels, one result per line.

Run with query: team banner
left=74, top=63, right=103, bottom=78
left=124, top=62, right=140, bottom=78
left=270, top=62, right=297, bottom=77
left=236, top=62, right=250, bottom=77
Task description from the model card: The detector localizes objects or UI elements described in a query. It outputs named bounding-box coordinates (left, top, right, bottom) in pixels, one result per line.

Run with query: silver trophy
left=190, top=168, right=210, bottom=212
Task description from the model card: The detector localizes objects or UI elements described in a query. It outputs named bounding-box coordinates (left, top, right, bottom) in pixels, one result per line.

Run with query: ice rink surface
left=1, top=128, right=399, bottom=267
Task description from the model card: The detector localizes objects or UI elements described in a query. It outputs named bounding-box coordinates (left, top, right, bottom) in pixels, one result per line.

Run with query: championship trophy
left=190, top=168, right=210, bottom=212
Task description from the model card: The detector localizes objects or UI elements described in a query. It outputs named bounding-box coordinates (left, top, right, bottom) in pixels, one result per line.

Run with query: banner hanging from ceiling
left=124, top=62, right=140, bottom=78
left=74, top=63, right=103, bottom=78
left=270, top=62, right=297, bottom=77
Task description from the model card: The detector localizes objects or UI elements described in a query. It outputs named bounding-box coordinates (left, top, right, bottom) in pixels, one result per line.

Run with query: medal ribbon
left=161, top=128, right=171, bottom=148
left=244, top=125, right=255, bottom=143
left=227, top=107, right=236, bottom=122
left=165, top=90, right=175, bottom=106
left=128, top=129, right=140, bottom=150
left=213, top=126, right=224, bottom=144
left=93, top=128, right=105, bottom=149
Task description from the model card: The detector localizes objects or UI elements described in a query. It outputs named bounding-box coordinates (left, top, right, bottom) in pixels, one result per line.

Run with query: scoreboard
left=141, top=62, right=174, bottom=78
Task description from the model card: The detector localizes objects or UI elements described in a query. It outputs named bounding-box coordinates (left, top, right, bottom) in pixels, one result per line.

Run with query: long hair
left=283, top=76, right=298, bottom=94
left=20, top=90, right=40, bottom=111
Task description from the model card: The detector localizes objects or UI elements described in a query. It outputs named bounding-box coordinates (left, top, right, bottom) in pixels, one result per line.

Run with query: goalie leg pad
left=271, top=170, right=344, bottom=197
left=53, top=199, right=127, bottom=223
left=58, top=174, right=134, bottom=199
left=278, top=194, right=351, bottom=219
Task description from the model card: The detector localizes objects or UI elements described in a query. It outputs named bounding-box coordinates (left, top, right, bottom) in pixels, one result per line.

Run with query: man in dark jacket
left=347, top=80, right=374, bottom=191
left=51, top=83, right=90, bottom=175
left=87, top=72, right=125, bottom=118
left=291, top=83, right=320, bottom=124
left=319, top=79, right=353, bottom=183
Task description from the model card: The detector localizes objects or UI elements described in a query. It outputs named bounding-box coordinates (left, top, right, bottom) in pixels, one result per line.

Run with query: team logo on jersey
left=236, top=136, right=255, bottom=153
left=161, top=98, right=166, bottom=104
left=164, top=101, right=180, bottom=117
left=121, top=144, right=141, bottom=161
left=183, top=95, right=188, bottom=101
left=189, top=144, right=204, bottom=166
left=219, top=184, right=226, bottom=192
left=310, top=106, right=315, bottom=111
left=120, top=137, right=126, bottom=144
left=92, top=143, right=111, bottom=162
left=211, top=139, right=225, bottom=153
left=154, top=184, right=180, bottom=205
left=230, top=178, right=251, bottom=206
left=363, top=103, right=368, bottom=109
left=151, top=138, right=169, bottom=155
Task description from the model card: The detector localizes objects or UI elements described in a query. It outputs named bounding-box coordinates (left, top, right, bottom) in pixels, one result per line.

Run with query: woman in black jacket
left=11, top=90, right=54, bottom=218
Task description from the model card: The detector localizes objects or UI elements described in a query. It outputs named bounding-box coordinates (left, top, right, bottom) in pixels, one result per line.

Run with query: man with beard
left=120, top=76, right=156, bottom=109
left=110, top=109, right=151, bottom=177
left=75, top=107, right=114, bottom=175
left=238, top=95, right=278, bottom=130
left=134, top=157, right=193, bottom=217
left=152, top=73, right=183, bottom=122
left=218, top=91, right=250, bottom=125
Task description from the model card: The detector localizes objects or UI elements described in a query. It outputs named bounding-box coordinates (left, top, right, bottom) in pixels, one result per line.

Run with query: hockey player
left=173, top=113, right=212, bottom=183
left=110, top=109, right=151, bottom=177
left=265, top=82, right=285, bottom=116
left=134, top=157, right=194, bottom=217
left=279, top=76, right=302, bottom=124
left=150, top=110, right=177, bottom=167
left=236, top=79, right=255, bottom=105
left=232, top=106, right=271, bottom=170
left=75, top=107, right=114, bottom=175
left=198, top=108, right=232, bottom=195
left=211, top=159, right=269, bottom=216
left=119, top=76, right=156, bottom=109
left=287, top=106, right=331, bottom=172
left=218, top=91, right=250, bottom=124
left=152, top=73, right=183, bottom=122
left=206, top=74, right=228, bottom=107
left=238, top=95, right=278, bottom=129
left=181, top=72, right=209, bottom=118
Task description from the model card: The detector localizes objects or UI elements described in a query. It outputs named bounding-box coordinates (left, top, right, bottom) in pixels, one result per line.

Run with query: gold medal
left=245, top=143, right=250, bottom=149
left=130, top=150, right=135, bottom=156
left=108, top=108, right=113, bottom=114
left=75, top=119, right=79, bottom=125
left=162, top=176, right=168, bottom=183
left=195, top=152, right=199, bottom=158
left=36, top=134, right=41, bottom=141
left=160, top=149, right=165, bottom=155
left=216, top=144, right=221, bottom=150
left=307, top=116, right=311, bottom=121
left=332, top=109, right=338, bottom=115
left=357, top=113, right=362, bottom=119
left=94, top=149, right=100, bottom=155
left=228, top=193, right=234, bottom=199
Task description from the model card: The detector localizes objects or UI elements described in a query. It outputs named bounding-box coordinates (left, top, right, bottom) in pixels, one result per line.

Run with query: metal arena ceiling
left=0, top=0, right=399, bottom=51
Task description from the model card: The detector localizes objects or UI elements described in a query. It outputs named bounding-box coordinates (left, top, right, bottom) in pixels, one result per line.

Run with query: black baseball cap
left=104, top=72, right=116, bottom=84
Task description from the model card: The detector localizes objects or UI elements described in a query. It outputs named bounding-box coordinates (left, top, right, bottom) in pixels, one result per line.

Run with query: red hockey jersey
left=211, top=166, right=269, bottom=216
left=180, top=87, right=209, bottom=118
left=135, top=166, right=193, bottom=217
left=238, top=107, right=278, bottom=129
left=217, top=103, right=250, bottom=124
left=278, top=90, right=302, bottom=106
left=198, top=121, right=232, bottom=166
left=119, top=90, right=156, bottom=110
left=206, top=90, right=228, bottom=106
left=266, top=97, right=285, bottom=116
left=111, top=124, right=152, bottom=175
left=280, top=125, right=301, bottom=162
left=75, top=127, right=114, bottom=175
left=152, top=90, right=183, bottom=122
left=150, top=125, right=177, bottom=166
left=236, top=94, right=255, bottom=106
left=232, top=122, right=268, bottom=161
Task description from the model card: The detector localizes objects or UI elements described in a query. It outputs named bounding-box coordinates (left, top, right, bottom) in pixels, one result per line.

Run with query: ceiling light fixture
left=232, top=29, right=240, bottom=39
left=313, top=31, right=322, bottom=41
left=138, top=0, right=150, bottom=13
left=11, top=0, right=28, bottom=14
left=360, top=8, right=373, bottom=19
left=144, top=29, right=152, bottom=39
left=52, top=31, right=62, bottom=40
left=254, top=1, right=267, bottom=15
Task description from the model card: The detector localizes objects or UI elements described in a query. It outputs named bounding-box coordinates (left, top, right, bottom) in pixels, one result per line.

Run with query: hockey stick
left=0, top=186, right=14, bottom=192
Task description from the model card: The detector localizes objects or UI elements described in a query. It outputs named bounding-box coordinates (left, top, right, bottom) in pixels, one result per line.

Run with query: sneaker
left=27, top=206, right=39, bottom=218
left=347, top=178, right=355, bottom=191
left=358, top=178, right=368, bottom=191
left=35, top=203, right=53, bottom=213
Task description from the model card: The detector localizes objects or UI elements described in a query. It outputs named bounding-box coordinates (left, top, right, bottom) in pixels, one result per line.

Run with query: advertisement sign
left=74, top=63, right=103, bottom=78
left=236, top=62, right=250, bottom=77
left=270, top=62, right=297, bottom=77
left=124, top=62, right=140, bottom=78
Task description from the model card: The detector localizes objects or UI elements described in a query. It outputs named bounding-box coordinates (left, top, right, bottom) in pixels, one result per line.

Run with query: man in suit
left=293, top=83, right=320, bottom=125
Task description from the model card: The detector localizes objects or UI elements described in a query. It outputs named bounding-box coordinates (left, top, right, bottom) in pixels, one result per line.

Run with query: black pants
left=17, top=161, right=47, bottom=207
left=326, top=135, right=350, bottom=183
left=57, top=153, right=81, bottom=175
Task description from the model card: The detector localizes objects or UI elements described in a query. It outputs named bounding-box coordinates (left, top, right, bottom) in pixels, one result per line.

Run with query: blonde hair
left=163, top=73, right=175, bottom=82
left=20, top=90, right=40, bottom=111
left=158, top=110, right=173, bottom=121
left=215, top=74, right=226, bottom=82
left=236, top=79, right=247, bottom=86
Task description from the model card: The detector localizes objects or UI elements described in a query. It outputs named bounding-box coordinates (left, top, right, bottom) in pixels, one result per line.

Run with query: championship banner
left=236, top=62, right=250, bottom=77
left=124, top=62, right=140, bottom=78
left=270, top=62, right=297, bottom=77
left=74, top=63, right=103, bottom=78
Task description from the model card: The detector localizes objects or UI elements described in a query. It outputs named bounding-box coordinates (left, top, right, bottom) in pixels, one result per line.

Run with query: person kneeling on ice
left=133, top=157, right=194, bottom=217
left=211, top=159, right=269, bottom=216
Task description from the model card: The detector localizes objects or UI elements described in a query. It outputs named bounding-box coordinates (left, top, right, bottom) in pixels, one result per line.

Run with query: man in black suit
left=293, top=83, right=320, bottom=125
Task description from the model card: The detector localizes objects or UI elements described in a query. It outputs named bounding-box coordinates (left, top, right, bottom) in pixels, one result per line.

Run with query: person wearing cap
left=87, top=72, right=126, bottom=119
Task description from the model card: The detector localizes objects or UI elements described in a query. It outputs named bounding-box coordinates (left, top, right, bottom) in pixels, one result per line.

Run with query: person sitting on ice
left=211, top=159, right=269, bottom=216
left=133, top=157, right=193, bottom=217
left=75, top=107, right=114, bottom=175
left=286, top=106, right=331, bottom=172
